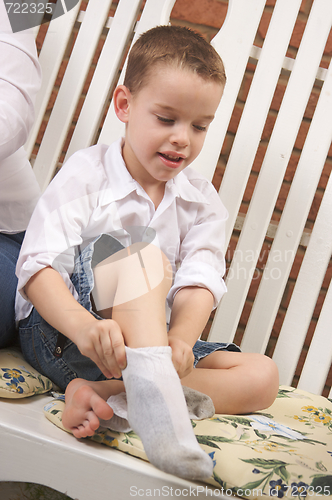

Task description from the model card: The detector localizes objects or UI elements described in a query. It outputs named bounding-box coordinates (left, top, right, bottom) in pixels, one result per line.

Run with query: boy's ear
left=113, top=85, right=132, bottom=123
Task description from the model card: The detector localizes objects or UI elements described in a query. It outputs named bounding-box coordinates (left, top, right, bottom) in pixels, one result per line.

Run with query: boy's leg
left=64, top=243, right=213, bottom=479
left=181, top=350, right=279, bottom=414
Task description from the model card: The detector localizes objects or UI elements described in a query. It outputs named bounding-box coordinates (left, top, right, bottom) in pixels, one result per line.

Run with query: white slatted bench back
left=28, top=0, right=332, bottom=396
left=207, top=0, right=332, bottom=396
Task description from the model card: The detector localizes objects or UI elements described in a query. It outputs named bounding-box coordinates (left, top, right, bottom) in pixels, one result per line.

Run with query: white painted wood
left=209, top=0, right=332, bottom=348
left=190, top=0, right=266, bottom=183
left=32, top=0, right=114, bottom=191
left=297, top=280, right=332, bottom=395
left=98, top=0, right=177, bottom=146
left=217, top=0, right=302, bottom=247
left=272, top=163, right=332, bottom=386
left=241, top=54, right=332, bottom=355
left=0, top=396, right=220, bottom=500
left=25, top=1, right=82, bottom=157
left=64, top=0, right=143, bottom=160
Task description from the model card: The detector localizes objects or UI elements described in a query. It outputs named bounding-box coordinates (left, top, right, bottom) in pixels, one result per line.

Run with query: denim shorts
left=19, top=236, right=240, bottom=390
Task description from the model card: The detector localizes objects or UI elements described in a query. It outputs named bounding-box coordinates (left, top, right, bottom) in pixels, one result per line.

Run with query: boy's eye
left=156, top=115, right=174, bottom=124
left=193, top=124, right=207, bottom=132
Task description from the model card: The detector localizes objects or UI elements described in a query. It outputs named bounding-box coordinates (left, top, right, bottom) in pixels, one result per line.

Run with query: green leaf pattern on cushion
left=43, top=386, right=332, bottom=498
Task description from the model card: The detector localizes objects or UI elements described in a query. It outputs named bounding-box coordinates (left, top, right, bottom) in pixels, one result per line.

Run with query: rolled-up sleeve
left=168, top=185, right=228, bottom=308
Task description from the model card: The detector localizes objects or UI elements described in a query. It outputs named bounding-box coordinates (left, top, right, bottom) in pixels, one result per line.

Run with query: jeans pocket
left=19, top=319, right=78, bottom=391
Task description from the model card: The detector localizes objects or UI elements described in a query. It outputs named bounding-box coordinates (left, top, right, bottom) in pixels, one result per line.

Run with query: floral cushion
left=44, top=385, right=332, bottom=498
left=0, top=348, right=52, bottom=398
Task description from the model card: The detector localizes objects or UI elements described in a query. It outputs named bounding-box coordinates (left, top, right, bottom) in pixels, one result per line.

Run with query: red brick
left=270, top=81, right=287, bottom=113
left=211, top=159, right=225, bottom=191
left=303, top=319, right=316, bottom=348
left=247, top=271, right=263, bottom=301
left=46, top=89, right=58, bottom=113
left=294, top=120, right=310, bottom=150
left=313, top=290, right=327, bottom=320
left=322, top=260, right=332, bottom=289
left=284, top=150, right=300, bottom=183
left=275, top=181, right=290, bottom=213
left=242, top=173, right=258, bottom=204
left=238, top=73, right=254, bottom=103
left=289, top=19, right=307, bottom=51
left=239, top=301, right=252, bottom=327
left=271, top=310, right=286, bottom=339
left=261, top=112, right=276, bottom=141
left=227, top=103, right=243, bottom=135
left=319, top=159, right=332, bottom=190
left=307, top=190, right=324, bottom=223
left=252, top=144, right=268, bottom=174
left=323, top=28, right=332, bottom=56
left=256, top=11, right=272, bottom=43
left=221, top=132, right=234, bottom=157
left=280, top=280, right=295, bottom=309
left=289, top=250, right=305, bottom=280
left=73, top=96, right=85, bottom=123
left=304, top=88, right=319, bottom=120
left=171, top=0, right=228, bottom=30
left=55, top=60, right=68, bottom=87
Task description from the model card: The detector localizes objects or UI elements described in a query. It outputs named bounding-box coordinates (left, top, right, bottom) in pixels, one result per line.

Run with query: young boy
left=16, top=26, right=279, bottom=480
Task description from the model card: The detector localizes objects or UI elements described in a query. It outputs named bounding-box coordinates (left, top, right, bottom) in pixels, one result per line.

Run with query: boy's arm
left=24, top=267, right=126, bottom=378
left=168, top=286, right=214, bottom=377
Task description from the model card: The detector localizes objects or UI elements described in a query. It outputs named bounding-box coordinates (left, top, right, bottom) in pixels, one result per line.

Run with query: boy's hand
left=74, top=318, right=126, bottom=379
left=168, top=336, right=194, bottom=379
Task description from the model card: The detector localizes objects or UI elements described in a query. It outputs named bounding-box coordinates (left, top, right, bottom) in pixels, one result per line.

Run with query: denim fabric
left=0, top=231, right=25, bottom=347
left=18, top=238, right=110, bottom=391
left=19, top=308, right=106, bottom=390
left=192, top=339, right=241, bottom=367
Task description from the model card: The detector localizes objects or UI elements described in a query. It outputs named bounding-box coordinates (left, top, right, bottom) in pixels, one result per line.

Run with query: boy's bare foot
left=62, top=378, right=115, bottom=438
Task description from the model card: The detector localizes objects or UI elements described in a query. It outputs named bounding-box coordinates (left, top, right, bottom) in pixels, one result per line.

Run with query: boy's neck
left=121, top=142, right=167, bottom=209
left=139, top=180, right=166, bottom=210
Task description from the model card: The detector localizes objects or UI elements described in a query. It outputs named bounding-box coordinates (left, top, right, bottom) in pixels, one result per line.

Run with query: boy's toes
left=90, top=392, right=114, bottom=421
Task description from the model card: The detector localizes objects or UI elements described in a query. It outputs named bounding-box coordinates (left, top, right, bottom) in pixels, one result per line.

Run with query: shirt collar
left=101, top=138, right=137, bottom=204
left=169, top=168, right=210, bottom=204
left=103, top=138, right=209, bottom=205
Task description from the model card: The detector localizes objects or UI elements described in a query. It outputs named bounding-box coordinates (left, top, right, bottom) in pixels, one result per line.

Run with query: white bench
left=1, top=1, right=331, bottom=498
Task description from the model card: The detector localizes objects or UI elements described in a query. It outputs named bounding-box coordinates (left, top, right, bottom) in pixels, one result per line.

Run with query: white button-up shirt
left=0, top=1, right=42, bottom=232
left=16, top=139, right=228, bottom=320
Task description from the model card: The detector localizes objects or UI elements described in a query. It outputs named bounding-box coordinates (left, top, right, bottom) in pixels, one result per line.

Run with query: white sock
left=101, top=386, right=215, bottom=432
left=121, top=346, right=213, bottom=479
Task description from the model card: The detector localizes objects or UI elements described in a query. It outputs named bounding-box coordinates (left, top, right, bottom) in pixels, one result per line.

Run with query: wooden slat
left=273, top=167, right=332, bottom=386
left=242, top=55, right=332, bottom=352
left=297, top=280, right=332, bottom=394
left=218, top=0, right=302, bottom=248
left=98, top=0, right=177, bottom=146
left=209, top=0, right=332, bottom=347
left=32, top=0, right=113, bottom=191
left=190, top=0, right=266, bottom=183
left=25, top=1, right=82, bottom=158
left=64, top=0, right=143, bottom=160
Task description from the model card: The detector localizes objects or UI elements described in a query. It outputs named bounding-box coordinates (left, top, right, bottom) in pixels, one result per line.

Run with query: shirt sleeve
left=15, top=150, right=103, bottom=300
left=168, top=183, right=228, bottom=309
left=0, top=2, right=42, bottom=161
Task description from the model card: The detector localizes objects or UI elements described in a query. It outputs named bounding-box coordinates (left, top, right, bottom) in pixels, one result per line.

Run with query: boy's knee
left=256, top=355, right=279, bottom=407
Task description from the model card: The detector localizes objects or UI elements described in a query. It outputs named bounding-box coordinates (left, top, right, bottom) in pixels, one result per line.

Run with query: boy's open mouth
left=158, top=152, right=184, bottom=163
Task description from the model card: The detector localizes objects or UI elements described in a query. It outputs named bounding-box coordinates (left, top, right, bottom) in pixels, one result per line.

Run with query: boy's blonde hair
left=124, top=25, right=226, bottom=95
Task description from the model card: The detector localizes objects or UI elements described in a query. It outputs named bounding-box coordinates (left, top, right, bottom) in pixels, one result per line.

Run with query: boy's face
left=118, top=66, right=224, bottom=189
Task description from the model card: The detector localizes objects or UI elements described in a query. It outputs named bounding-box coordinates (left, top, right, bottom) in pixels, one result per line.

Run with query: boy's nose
left=170, top=125, right=190, bottom=148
